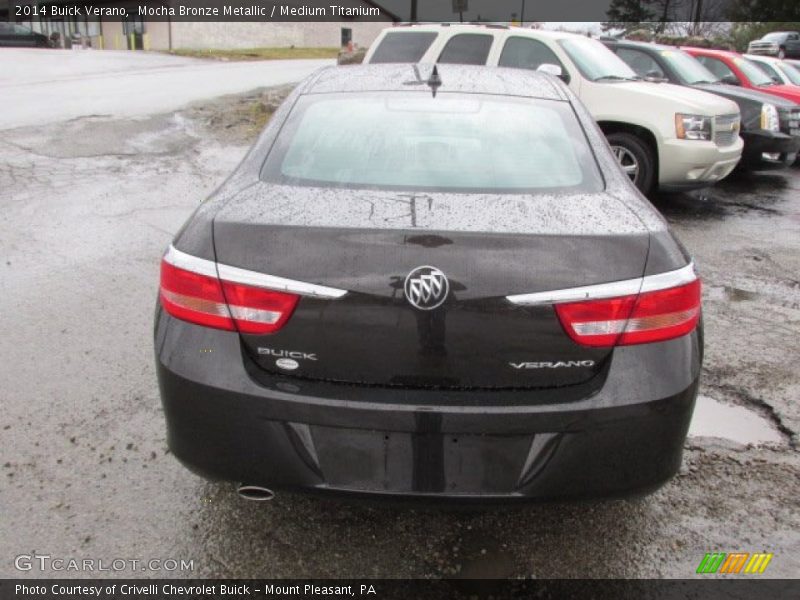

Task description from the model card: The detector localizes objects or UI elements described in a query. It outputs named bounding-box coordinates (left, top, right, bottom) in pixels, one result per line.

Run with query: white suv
left=364, top=24, right=744, bottom=194
left=744, top=53, right=800, bottom=86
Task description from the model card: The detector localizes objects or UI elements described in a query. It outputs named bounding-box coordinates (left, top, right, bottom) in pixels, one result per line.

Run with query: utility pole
left=693, top=0, right=704, bottom=36
left=410, top=0, right=418, bottom=22
left=658, top=0, right=671, bottom=34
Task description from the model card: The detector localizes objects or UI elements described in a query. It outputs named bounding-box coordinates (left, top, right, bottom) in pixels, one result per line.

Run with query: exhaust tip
left=237, top=484, right=275, bottom=501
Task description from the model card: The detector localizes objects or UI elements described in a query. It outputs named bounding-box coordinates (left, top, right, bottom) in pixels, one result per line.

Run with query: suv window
left=763, top=32, right=788, bottom=42
left=499, top=37, right=568, bottom=80
left=370, top=31, right=437, bottom=64
left=695, top=56, right=739, bottom=82
left=261, top=93, right=603, bottom=193
left=617, top=48, right=664, bottom=79
left=437, top=34, right=493, bottom=65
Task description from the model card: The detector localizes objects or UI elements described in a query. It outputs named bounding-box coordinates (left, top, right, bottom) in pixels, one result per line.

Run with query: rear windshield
left=369, top=31, right=437, bottom=63
left=260, top=92, right=603, bottom=194
left=437, top=34, right=493, bottom=65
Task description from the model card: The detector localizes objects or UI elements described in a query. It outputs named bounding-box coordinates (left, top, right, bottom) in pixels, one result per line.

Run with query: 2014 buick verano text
left=154, top=64, right=703, bottom=502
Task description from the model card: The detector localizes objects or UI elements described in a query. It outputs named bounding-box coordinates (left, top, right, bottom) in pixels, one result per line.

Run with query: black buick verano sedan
left=155, top=64, right=702, bottom=502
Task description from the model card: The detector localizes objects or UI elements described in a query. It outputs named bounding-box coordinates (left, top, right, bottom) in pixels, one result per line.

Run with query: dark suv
left=604, top=40, right=800, bottom=168
left=0, top=23, right=50, bottom=48
left=748, top=32, right=800, bottom=60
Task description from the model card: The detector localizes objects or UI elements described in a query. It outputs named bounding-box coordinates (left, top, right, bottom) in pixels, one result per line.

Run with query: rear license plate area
left=310, top=427, right=533, bottom=494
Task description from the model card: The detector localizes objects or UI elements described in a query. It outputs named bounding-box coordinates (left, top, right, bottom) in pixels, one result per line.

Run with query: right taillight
left=555, top=279, right=701, bottom=347
left=160, top=254, right=299, bottom=335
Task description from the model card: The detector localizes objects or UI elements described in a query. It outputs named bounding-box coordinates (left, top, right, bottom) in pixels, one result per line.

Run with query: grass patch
left=169, top=47, right=340, bottom=61
left=183, top=84, right=296, bottom=145
left=249, top=102, right=274, bottom=133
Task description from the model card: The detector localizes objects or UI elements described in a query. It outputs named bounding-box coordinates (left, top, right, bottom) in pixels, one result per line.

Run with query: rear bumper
left=741, top=130, right=800, bottom=166
left=659, top=138, right=743, bottom=191
left=155, top=312, right=702, bottom=502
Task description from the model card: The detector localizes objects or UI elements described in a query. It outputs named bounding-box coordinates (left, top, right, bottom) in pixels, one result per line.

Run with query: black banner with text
left=2, top=579, right=800, bottom=600
left=5, top=0, right=800, bottom=23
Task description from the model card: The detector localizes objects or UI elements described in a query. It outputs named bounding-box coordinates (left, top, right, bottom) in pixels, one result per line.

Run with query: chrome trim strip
left=217, top=263, right=348, bottom=298
left=638, top=262, right=697, bottom=294
left=163, top=245, right=218, bottom=279
left=507, top=277, right=642, bottom=306
left=505, top=262, right=696, bottom=306
left=164, top=245, right=348, bottom=299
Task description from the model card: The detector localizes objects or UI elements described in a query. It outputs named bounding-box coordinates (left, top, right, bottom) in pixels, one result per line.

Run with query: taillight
left=160, top=255, right=299, bottom=335
left=219, top=279, right=299, bottom=334
left=160, top=260, right=234, bottom=331
left=555, top=279, right=701, bottom=347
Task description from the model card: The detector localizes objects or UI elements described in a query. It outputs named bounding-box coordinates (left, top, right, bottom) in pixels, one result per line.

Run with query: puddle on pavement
left=722, top=286, right=760, bottom=302
left=706, top=285, right=761, bottom=303
left=650, top=171, right=790, bottom=221
left=689, top=395, right=784, bottom=445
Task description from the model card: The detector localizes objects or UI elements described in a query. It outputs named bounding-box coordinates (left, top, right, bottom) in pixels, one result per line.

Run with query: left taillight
left=160, top=253, right=299, bottom=335
left=555, top=279, right=701, bottom=347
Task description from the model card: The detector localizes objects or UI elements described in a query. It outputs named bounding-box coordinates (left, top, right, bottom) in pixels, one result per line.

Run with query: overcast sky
left=376, top=0, right=611, bottom=23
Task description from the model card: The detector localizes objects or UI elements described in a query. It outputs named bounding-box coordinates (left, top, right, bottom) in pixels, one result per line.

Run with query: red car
left=683, top=47, right=800, bottom=104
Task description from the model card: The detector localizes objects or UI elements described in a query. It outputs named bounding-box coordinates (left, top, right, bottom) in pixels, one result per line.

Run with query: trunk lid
left=213, top=184, right=650, bottom=390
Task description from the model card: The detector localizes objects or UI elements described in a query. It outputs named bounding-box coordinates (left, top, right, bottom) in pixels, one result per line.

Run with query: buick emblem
left=404, top=266, right=449, bottom=310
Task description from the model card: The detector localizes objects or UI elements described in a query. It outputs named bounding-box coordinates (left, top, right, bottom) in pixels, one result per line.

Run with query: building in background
left=6, top=1, right=398, bottom=51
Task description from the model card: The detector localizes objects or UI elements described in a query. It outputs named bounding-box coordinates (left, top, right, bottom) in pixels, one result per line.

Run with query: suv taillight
left=555, top=279, right=701, bottom=347
left=160, top=258, right=299, bottom=335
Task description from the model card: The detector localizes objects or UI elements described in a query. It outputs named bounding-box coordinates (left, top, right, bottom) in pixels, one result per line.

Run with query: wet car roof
left=300, top=64, right=568, bottom=101
left=681, top=47, right=741, bottom=59
left=610, top=40, right=674, bottom=52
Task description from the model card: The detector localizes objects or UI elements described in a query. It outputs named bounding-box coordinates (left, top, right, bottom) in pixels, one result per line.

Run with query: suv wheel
left=607, top=132, right=655, bottom=195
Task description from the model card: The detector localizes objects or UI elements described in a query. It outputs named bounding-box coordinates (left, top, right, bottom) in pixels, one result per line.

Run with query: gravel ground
left=1, top=87, right=798, bottom=579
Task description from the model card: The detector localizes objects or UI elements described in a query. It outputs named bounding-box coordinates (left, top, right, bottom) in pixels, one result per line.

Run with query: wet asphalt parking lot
left=1, top=51, right=799, bottom=579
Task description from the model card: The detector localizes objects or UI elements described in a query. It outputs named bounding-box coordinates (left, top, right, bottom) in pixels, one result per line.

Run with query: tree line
left=603, top=0, right=800, bottom=48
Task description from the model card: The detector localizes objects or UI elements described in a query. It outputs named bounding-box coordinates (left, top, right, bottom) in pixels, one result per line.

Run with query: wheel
left=606, top=132, right=656, bottom=195
left=778, top=47, right=786, bottom=59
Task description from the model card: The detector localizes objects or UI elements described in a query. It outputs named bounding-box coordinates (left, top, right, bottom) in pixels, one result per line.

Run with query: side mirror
left=721, top=74, right=740, bottom=86
left=645, top=69, right=667, bottom=82
left=536, top=63, right=569, bottom=83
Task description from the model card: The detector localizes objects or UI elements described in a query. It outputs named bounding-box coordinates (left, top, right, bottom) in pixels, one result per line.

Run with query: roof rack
left=395, top=22, right=510, bottom=29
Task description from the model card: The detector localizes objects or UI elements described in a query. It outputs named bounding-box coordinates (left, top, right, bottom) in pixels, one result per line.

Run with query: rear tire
left=606, top=132, right=656, bottom=195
